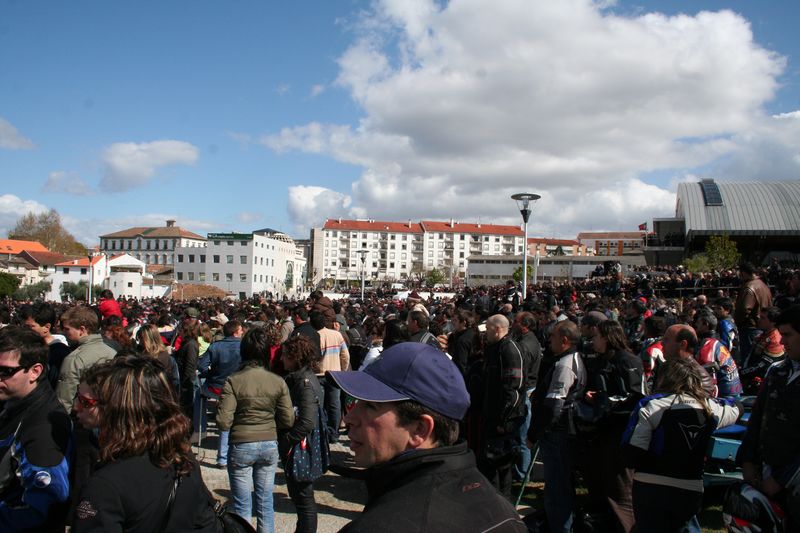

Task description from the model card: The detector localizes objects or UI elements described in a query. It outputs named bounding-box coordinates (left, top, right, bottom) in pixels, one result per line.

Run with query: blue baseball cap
left=326, top=342, right=470, bottom=420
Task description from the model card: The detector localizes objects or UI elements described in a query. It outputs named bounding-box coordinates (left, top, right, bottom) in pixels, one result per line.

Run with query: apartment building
left=576, top=232, right=645, bottom=256
left=527, top=238, right=591, bottom=257
left=310, top=218, right=525, bottom=285
left=173, top=231, right=306, bottom=299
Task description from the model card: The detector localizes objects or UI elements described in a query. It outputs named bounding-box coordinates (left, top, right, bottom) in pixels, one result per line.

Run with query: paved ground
left=196, top=417, right=367, bottom=533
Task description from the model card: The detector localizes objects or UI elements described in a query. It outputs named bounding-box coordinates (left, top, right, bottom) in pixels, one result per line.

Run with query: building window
left=225, top=273, right=233, bottom=282
left=199, top=272, right=206, bottom=282
left=227, top=241, right=234, bottom=246
left=240, top=256, right=247, bottom=264
left=240, top=273, right=247, bottom=282
left=177, top=255, right=184, bottom=263
left=188, top=255, right=195, bottom=263
left=240, top=241, right=247, bottom=246
left=213, top=255, right=220, bottom=263
left=80, top=268, right=87, bottom=275
left=212, top=273, right=219, bottom=281
left=188, top=272, right=195, bottom=281
left=226, top=255, right=233, bottom=264
left=200, top=255, right=206, bottom=263
left=177, top=272, right=183, bottom=280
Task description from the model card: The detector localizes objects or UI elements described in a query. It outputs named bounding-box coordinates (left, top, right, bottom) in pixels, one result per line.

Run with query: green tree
left=425, top=267, right=445, bottom=287
left=8, top=209, right=87, bottom=255
left=60, top=281, right=102, bottom=302
left=512, top=264, right=534, bottom=283
left=705, top=234, right=740, bottom=271
left=0, top=273, right=21, bottom=297
left=684, top=253, right=710, bottom=273
left=13, top=280, right=52, bottom=301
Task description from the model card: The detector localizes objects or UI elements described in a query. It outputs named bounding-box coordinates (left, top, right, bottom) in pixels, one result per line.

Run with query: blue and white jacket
left=0, top=382, right=72, bottom=531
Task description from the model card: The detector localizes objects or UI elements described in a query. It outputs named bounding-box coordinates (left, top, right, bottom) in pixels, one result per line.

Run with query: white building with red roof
left=44, top=253, right=151, bottom=302
left=311, top=218, right=525, bottom=285
left=98, top=219, right=206, bottom=267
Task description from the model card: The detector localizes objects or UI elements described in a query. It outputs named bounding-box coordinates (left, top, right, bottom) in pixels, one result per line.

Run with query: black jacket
left=448, top=328, right=475, bottom=377
left=279, top=367, right=322, bottom=455
left=0, top=382, right=71, bottom=532
left=514, top=331, right=542, bottom=390
left=737, top=359, right=800, bottom=486
left=337, top=442, right=526, bottom=533
left=72, top=455, right=218, bottom=533
left=482, top=335, right=527, bottom=433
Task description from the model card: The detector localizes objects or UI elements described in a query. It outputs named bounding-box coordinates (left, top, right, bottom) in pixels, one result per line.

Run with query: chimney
left=449, top=218, right=454, bottom=228
left=338, top=217, right=342, bottom=224
left=407, top=219, right=412, bottom=228
left=166, top=220, right=176, bottom=228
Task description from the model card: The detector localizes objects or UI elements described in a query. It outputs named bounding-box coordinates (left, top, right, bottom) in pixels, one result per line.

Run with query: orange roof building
left=0, top=239, right=49, bottom=255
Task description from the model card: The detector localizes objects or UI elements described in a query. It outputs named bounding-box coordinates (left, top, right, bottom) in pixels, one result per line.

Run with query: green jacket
left=217, top=365, right=295, bottom=444
left=56, top=334, right=116, bottom=412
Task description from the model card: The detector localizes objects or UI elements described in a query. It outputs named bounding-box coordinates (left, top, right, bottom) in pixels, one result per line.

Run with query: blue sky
left=1, top=0, right=798, bottom=246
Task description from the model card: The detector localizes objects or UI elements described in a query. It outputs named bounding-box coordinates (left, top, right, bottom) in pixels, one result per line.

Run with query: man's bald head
left=662, top=324, right=698, bottom=360
left=485, top=314, right=510, bottom=344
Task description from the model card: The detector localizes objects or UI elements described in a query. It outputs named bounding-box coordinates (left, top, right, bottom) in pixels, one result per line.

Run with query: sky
left=1, top=0, right=799, bottom=247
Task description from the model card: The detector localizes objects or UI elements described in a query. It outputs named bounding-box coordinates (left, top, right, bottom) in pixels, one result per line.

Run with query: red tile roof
left=528, top=238, right=581, bottom=246
left=421, top=221, right=523, bottom=236
left=17, top=250, right=71, bottom=267
left=55, top=255, right=105, bottom=267
left=0, top=239, right=49, bottom=255
left=577, top=232, right=645, bottom=240
left=100, top=226, right=206, bottom=240
left=323, top=219, right=424, bottom=234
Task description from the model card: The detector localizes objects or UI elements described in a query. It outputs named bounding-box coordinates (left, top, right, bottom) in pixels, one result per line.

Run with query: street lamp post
left=356, top=250, right=368, bottom=301
left=87, top=252, right=96, bottom=304
left=511, top=192, right=541, bottom=302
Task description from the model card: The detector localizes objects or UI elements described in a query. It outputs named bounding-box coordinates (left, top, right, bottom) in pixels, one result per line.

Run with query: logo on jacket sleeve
left=34, top=471, right=52, bottom=488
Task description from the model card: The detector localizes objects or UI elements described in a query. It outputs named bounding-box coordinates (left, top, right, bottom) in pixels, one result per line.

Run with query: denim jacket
left=198, top=336, right=241, bottom=394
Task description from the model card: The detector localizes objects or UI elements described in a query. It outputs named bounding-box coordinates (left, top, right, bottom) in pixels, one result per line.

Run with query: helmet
left=722, top=482, right=784, bottom=532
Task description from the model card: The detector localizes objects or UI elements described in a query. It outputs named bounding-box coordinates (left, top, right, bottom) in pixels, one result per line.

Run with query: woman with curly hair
left=72, top=355, right=218, bottom=532
left=217, top=327, right=294, bottom=533
left=280, top=335, right=325, bottom=532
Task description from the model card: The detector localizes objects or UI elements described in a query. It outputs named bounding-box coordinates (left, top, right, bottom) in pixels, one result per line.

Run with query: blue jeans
left=319, top=377, right=340, bottom=443
left=539, top=430, right=575, bottom=533
left=218, top=430, right=230, bottom=466
left=228, top=440, right=279, bottom=533
left=512, top=390, right=534, bottom=480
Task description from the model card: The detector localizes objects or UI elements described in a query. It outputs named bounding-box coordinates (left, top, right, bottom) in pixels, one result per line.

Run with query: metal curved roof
left=676, top=181, right=800, bottom=235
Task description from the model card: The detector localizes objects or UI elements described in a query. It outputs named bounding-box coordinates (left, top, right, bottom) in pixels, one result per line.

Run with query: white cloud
left=0, top=117, right=34, bottom=150
left=43, top=171, right=94, bottom=196
left=287, top=186, right=360, bottom=235
left=276, top=83, right=291, bottom=96
left=99, top=140, right=199, bottom=193
left=310, top=84, right=326, bottom=97
left=0, top=195, right=49, bottom=237
left=265, top=0, right=787, bottom=237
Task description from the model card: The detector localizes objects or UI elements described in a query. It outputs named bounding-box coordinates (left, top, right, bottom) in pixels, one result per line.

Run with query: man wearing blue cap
left=327, top=342, right=526, bottom=532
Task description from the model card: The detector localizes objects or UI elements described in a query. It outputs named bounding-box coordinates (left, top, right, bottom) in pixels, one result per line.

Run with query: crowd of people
left=0, top=260, right=797, bottom=532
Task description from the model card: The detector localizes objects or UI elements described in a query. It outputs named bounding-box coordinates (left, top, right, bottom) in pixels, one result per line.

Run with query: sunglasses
left=0, top=365, right=28, bottom=379
left=74, top=393, right=100, bottom=409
